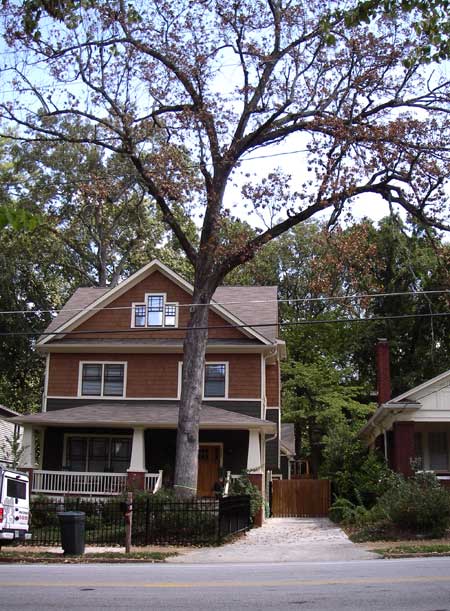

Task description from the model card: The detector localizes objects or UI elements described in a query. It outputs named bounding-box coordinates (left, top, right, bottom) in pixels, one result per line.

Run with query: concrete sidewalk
left=171, top=517, right=378, bottom=563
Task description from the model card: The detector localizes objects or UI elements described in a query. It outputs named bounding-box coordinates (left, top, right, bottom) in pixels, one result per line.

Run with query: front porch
left=14, top=402, right=276, bottom=499
left=31, top=469, right=163, bottom=496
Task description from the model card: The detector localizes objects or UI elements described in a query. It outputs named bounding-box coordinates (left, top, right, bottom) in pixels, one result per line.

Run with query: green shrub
left=329, top=497, right=356, bottom=523
left=320, top=423, right=392, bottom=507
left=379, top=472, right=450, bottom=537
left=229, top=473, right=264, bottom=521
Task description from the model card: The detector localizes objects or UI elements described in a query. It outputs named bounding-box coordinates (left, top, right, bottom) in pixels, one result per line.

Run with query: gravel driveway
left=172, top=517, right=377, bottom=564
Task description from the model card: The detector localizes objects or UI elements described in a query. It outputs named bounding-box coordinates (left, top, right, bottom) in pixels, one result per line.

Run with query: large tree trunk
left=173, top=278, right=217, bottom=499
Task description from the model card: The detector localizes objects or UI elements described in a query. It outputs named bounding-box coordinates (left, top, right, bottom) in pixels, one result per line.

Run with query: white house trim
left=77, top=361, right=128, bottom=399
left=42, top=354, right=50, bottom=413
left=177, top=361, right=231, bottom=400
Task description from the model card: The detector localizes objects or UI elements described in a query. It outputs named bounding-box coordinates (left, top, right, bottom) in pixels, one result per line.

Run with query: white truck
left=0, top=467, right=31, bottom=542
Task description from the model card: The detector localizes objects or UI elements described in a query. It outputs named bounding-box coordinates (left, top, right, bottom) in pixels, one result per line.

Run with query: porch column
left=247, top=430, right=263, bottom=527
left=19, top=424, right=36, bottom=485
left=19, top=425, right=35, bottom=468
left=247, top=430, right=262, bottom=472
left=392, top=421, right=415, bottom=477
left=127, top=427, right=146, bottom=490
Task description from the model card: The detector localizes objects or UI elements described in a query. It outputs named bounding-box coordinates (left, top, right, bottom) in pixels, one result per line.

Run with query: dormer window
left=148, top=295, right=164, bottom=326
left=134, top=305, right=146, bottom=328
left=164, top=303, right=177, bottom=327
left=131, top=293, right=178, bottom=328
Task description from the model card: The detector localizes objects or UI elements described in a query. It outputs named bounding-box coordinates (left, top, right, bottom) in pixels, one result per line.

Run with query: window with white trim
left=204, top=364, right=226, bottom=398
left=65, top=435, right=132, bottom=472
left=131, top=294, right=178, bottom=328
left=178, top=361, right=228, bottom=399
left=134, top=304, right=146, bottom=327
left=80, top=363, right=125, bottom=397
left=147, top=294, right=164, bottom=326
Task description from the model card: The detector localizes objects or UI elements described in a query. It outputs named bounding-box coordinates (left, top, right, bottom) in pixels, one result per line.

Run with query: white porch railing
left=145, top=470, right=163, bottom=493
left=33, top=470, right=128, bottom=495
left=32, top=470, right=164, bottom=496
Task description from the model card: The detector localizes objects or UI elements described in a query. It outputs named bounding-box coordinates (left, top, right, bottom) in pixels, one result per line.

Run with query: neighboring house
left=0, top=405, right=21, bottom=467
left=12, top=260, right=284, bottom=505
left=360, top=339, right=450, bottom=481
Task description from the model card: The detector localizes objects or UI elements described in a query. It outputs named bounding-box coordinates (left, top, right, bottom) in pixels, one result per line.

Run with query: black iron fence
left=27, top=495, right=251, bottom=547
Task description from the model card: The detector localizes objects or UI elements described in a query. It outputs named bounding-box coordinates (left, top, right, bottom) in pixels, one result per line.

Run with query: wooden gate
left=271, top=479, right=331, bottom=517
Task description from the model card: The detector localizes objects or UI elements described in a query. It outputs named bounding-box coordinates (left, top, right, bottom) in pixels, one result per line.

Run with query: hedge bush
left=379, top=471, right=450, bottom=537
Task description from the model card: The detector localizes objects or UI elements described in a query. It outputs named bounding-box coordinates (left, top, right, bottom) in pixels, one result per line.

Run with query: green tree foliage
left=0, top=131, right=197, bottom=411
left=321, top=422, right=391, bottom=506
left=5, top=128, right=196, bottom=288
left=229, top=217, right=450, bottom=476
left=282, top=359, right=373, bottom=477
left=0, top=226, right=62, bottom=412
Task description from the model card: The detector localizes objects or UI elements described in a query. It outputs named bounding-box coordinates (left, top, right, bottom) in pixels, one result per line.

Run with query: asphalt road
left=1, top=557, right=450, bottom=610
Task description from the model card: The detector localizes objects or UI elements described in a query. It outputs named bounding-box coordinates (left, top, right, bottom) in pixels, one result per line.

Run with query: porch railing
left=145, top=470, right=163, bottom=493
left=32, top=470, right=163, bottom=496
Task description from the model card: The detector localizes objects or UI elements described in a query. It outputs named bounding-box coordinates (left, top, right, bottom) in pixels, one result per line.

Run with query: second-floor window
left=80, top=363, right=125, bottom=397
left=132, top=293, right=178, bottom=328
left=178, top=361, right=228, bottom=399
left=204, top=364, right=227, bottom=398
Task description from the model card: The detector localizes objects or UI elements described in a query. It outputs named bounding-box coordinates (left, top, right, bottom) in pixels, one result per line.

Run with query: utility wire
left=1, top=289, right=450, bottom=316
left=2, top=311, right=450, bottom=337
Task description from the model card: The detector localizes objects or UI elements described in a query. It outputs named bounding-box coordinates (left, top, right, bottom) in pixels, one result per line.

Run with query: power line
left=2, top=311, right=450, bottom=337
left=1, top=289, right=450, bottom=317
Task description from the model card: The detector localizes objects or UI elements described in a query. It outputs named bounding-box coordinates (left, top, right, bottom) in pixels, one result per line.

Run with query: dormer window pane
left=81, top=364, right=102, bottom=396
left=134, top=304, right=146, bottom=327
left=148, top=295, right=164, bottom=326
left=103, top=364, right=125, bottom=396
left=165, top=304, right=177, bottom=327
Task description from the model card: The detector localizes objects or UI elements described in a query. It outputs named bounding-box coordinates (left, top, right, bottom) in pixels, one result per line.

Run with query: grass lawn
left=0, top=549, right=178, bottom=563
left=366, top=541, right=450, bottom=557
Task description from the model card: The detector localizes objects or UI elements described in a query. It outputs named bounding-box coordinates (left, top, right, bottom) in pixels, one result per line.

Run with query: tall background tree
left=0, top=131, right=196, bottom=411
left=1, top=0, right=450, bottom=495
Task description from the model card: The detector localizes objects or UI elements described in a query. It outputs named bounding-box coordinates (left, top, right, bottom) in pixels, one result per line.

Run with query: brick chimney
left=376, top=338, right=391, bottom=405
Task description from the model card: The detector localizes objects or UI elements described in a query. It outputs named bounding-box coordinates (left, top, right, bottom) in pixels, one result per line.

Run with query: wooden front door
left=197, top=445, right=221, bottom=497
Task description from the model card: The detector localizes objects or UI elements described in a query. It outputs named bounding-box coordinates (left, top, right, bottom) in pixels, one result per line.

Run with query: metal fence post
left=124, top=491, right=133, bottom=554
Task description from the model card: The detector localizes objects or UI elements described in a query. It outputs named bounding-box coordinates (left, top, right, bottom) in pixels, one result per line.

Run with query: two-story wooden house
left=14, top=260, right=284, bottom=500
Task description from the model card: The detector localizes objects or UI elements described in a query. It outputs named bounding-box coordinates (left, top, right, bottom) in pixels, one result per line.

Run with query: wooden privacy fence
left=271, top=479, right=331, bottom=517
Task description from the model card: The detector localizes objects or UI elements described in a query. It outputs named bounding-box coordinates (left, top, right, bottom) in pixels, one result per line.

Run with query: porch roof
left=11, top=403, right=277, bottom=432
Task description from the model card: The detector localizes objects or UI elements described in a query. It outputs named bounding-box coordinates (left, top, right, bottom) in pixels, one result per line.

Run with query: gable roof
left=44, top=287, right=109, bottom=335
left=385, top=369, right=450, bottom=404
left=214, top=286, right=278, bottom=341
left=38, top=260, right=278, bottom=347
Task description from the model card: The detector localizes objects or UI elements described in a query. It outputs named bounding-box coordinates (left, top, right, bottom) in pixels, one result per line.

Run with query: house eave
left=359, top=402, right=420, bottom=441
left=38, top=341, right=278, bottom=354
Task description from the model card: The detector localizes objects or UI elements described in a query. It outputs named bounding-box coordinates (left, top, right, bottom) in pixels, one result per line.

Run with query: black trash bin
left=57, top=511, right=86, bottom=555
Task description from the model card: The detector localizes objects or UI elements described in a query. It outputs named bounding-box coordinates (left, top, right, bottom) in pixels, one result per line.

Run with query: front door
left=197, top=445, right=221, bottom=497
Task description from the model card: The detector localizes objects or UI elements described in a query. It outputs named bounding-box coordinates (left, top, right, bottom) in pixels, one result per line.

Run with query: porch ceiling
left=11, top=402, right=277, bottom=432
